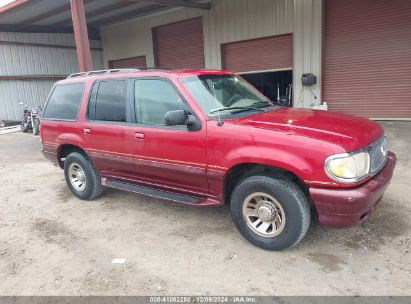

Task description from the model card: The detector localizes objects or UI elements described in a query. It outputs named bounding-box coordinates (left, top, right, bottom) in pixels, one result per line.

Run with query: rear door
left=83, top=79, right=136, bottom=179
left=129, top=77, right=208, bottom=194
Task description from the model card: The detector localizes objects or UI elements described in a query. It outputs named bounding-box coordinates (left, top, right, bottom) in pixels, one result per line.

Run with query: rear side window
left=93, top=80, right=127, bottom=122
left=42, top=83, right=84, bottom=120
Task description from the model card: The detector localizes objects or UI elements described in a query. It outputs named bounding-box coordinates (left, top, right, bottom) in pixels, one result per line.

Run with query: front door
left=129, top=77, right=208, bottom=195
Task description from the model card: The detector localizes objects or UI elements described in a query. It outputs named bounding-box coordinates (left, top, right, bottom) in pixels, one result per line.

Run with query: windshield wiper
left=209, top=106, right=267, bottom=114
left=251, top=101, right=275, bottom=108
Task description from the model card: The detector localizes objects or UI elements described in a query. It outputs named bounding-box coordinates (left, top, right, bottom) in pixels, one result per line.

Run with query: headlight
left=325, top=151, right=370, bottom=182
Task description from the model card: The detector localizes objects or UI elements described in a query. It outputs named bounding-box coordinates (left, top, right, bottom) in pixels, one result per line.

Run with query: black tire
left=32, top=119, right=40, bottom=135
left=64, top=152, right=103, bottom=200
left=230, top=175, right=310, bottom=251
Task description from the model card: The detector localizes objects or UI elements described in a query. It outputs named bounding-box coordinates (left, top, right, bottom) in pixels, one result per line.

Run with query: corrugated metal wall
left=101, top=0, right=322, bottom=108
left=293, top=0, right=323, bottom=108
left=203, top=0, right=294, bottom=68
left=0, top=32, right=104, bottom=121
left=0, top=80, right=56, bottom=123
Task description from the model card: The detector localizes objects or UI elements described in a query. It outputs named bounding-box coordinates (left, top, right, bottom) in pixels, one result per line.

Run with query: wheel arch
left=57, top=144, right=89, bottom=169
left=223, top=163, right=310, bottom=205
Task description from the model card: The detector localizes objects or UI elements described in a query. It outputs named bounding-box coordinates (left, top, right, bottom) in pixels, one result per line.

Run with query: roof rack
left=140, top=67, right=172, bottom=71
left=67, top=68, right=141, bottom=78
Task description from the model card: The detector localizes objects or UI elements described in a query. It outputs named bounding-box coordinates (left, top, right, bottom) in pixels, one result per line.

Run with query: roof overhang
left=0, top=0, right=211, bottom=39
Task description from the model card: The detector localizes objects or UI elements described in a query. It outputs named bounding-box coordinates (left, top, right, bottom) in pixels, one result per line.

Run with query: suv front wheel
left=64, top=152, right=103, bottom=200
left=230, top=175, right=310, bottom=251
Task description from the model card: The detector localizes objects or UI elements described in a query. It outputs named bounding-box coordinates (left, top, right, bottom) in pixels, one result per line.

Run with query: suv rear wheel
left=230, top=175, right=310, bottom=251
left=64, top=152, right=102, bottom=200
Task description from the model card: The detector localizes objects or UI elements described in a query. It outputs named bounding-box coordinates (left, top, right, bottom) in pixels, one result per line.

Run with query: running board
left=105, top=179, right=204, bottom=205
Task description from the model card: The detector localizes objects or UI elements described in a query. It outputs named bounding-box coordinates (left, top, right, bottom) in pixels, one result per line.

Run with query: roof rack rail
left=139, top=67, right=172, bottom=71
left=67, top=68, right=141, bottom=78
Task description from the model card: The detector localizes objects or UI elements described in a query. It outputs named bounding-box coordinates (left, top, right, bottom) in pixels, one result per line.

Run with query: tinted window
left=43, top=83, right=84, bottom=120
left=134, top=79, right=185, bottom=126
left=94, top=80, right=127, bottom=122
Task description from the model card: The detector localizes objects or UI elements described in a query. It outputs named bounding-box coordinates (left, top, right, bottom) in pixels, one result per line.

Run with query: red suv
left=40, top=69, right=396, bottom=250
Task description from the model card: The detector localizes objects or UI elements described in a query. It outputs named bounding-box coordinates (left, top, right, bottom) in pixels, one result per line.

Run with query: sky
left=0, top=0, right=14, bottom=8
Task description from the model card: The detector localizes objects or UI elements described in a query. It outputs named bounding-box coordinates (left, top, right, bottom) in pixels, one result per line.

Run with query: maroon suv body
left=40, top=69, right=396, bottom=250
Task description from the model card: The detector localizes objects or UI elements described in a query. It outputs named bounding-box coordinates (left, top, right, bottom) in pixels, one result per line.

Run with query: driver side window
left=134, top=79, right=186, bottom=126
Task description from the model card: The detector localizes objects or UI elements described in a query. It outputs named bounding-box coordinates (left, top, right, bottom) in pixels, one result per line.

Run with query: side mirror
left=165, top=110, right=189, bottom=126
left=165, top=109, right=200, bottom=130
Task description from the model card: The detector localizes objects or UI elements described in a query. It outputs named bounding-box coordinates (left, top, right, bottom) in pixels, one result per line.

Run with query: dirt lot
left=0, top=122, right=410, bottom=296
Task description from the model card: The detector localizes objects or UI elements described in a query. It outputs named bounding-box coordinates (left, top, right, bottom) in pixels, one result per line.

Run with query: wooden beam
left=0, top=0, right=34, bottom=18
left=53, top=1, right=136, bottom=26
left=71, top=0, right=93, bottom=71
left=89, top=4, right=163, bottom=27
left=126, top=0, right=211, bottom=10
left=17, top=0, right=97, bottom=29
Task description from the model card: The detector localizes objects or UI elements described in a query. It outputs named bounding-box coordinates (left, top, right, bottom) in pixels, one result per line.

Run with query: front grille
left=368, top=136, right=388, bottom=174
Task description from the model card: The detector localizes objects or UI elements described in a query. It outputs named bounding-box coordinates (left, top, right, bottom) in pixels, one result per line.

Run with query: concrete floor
left=0, top=122, right=410, bottom=296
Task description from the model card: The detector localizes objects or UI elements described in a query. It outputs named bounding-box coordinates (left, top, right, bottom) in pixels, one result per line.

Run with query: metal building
left=0, top=31, right=103, bottom=121
left=0, top=0, right=410, bottom=120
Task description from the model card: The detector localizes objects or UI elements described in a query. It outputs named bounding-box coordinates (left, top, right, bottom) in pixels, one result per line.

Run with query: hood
left=231, top=108, right=384, bottom=151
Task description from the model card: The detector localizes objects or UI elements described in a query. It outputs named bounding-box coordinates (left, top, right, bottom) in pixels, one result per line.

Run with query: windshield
left=181, top=74, right=278, bottom=117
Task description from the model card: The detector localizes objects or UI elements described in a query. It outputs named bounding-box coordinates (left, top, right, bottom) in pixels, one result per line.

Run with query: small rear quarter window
left=42, top=83, right=85, bottom=120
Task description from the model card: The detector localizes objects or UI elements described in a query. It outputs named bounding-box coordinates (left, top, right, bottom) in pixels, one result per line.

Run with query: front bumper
left=309, top=151, right=396, bottom=228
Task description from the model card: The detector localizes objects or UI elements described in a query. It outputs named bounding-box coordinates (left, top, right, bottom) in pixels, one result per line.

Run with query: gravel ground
left=0, top=121, right=410, bottom=296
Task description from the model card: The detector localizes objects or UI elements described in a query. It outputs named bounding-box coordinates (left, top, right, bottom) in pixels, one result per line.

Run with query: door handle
left=135, top=132, right=145, bottom=139
left=83, top=128, right=91, bottom=135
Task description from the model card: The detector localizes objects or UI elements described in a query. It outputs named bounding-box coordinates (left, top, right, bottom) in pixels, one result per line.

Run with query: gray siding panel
left=293, top=0, right=323, bottom=108
left=0, top=32, right=102, bottom=48
left=0, top=32, right=104, bottom=121
left=0, top=32, right=103, bottom=76
left=0, top=80, right=56, bottom=122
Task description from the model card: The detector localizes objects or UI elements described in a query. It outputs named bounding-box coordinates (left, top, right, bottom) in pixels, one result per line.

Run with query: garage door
left=221, top=34, right=293, bottom=73
left=323, top=0, right=411, bottom=119
left=108, top=56, right=147, bottom=69
left=153, top=17, right=205, bottom=69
